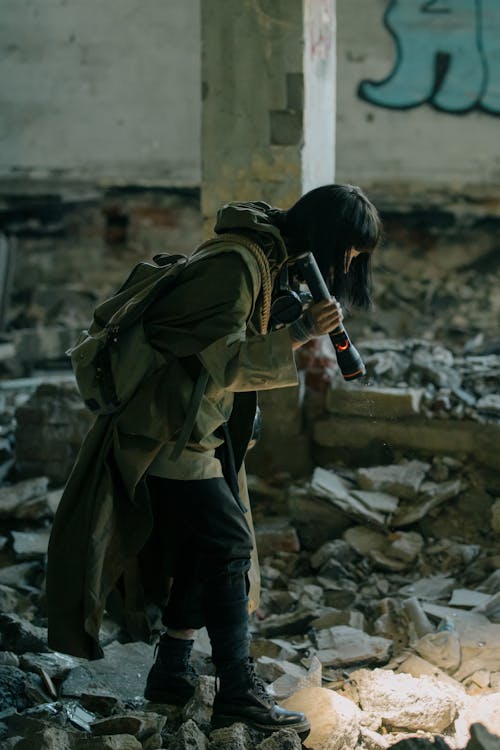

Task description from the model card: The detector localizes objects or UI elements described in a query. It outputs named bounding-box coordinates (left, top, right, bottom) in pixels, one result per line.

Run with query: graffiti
left=358, top=0, right=500, bottom=115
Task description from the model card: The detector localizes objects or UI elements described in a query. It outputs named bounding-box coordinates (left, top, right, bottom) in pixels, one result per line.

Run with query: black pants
left=147, top=475, right=253, bottom=667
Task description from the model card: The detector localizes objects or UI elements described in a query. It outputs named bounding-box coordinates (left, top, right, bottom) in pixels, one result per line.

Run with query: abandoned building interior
left=0, top=1, right=499, bottom=749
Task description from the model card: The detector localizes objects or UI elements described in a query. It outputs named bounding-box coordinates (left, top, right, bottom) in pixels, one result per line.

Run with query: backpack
left=67, top=252, right=189, bottom=416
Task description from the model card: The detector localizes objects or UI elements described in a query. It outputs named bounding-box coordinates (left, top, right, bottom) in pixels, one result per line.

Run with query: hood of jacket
left=213, top=201, right=288, bottom=267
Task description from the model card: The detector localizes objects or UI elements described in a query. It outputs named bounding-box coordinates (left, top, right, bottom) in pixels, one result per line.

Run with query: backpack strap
left=169, top=368, right=210, bottom=460
left=192, top=233, right=273, bottom=335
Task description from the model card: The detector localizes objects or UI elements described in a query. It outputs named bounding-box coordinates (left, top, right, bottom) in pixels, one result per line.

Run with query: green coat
left=46, top=204, right=298, bottom=659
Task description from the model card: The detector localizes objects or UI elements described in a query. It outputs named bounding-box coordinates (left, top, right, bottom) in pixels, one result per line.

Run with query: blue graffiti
left=358, top=0, right=500, bottom=115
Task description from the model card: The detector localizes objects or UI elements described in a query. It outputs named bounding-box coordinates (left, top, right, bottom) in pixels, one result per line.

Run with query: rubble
left=0, top=378, right=499, bottom=747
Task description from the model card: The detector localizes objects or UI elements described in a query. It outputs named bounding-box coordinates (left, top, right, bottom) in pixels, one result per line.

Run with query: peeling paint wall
left=335, top=0, right=500, bottom=190
left=0, top=0, right=201, bottom=186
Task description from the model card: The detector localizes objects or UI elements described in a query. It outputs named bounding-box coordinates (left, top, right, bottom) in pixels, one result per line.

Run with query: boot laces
left=245, top=658, right=271, bottom=702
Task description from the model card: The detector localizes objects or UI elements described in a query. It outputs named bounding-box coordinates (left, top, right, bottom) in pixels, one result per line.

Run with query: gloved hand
left=289, top=298, right=343, bottom=348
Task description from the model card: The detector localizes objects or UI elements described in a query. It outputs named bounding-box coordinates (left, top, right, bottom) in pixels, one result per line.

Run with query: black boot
left=212, top=657, right=310, bottom=739
left=144, top=633, right=198, bottom=705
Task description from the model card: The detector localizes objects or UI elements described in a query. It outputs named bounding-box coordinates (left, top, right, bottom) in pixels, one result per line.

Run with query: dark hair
left=278, top=184, right=382, bottom=309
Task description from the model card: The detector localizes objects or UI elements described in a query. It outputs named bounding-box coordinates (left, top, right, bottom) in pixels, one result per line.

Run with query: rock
left=414, top=626, right=462, bottom=674
left=282, top=686, right=361, bottom=750
left=400, top=576, right=456, bottom=602
left=449, top=589, right=492, bottom=609
left=311, top=609, right=365, bottom=632
left=312, top=467, right=386, bottom=528
left=208, top=721, right=256, bottom=750
left=350, top=489, right=400, bottom=514
left=11, top=530, right=51, bottom=560
left=0, top=651, right=20, bottom=667
left=351, top=668, right=459, bottom=732
left=255, top=519, right=300, bottom=556
left=310, top=540, right=357, bottom=570
left=0, top=613, right=49, bottom=653
left=393, top=480, right=464, bottom=526
left=326, top=385, right=423, bottom=419
left=313, top=626, right=392, bottom=668
left=268, top=656, right=322, bottom=701
left=91, top=711, right=166, bottom=748
left=10, top=723, right=76, bottom=750
left=396, top=653, right=466, bottom=690
left=182, top=675, right=215, bottom=733
left=73, top=735, right=143, bottom=750
left=288, top=487, right=353, bottom=550
left=356, top=461, right=430, bottom=500
left=476, top=394, right=500, bottom=417
left=257, top=609, right=316, bottom=638
left=319, top=582, right=357, bottom=610
left=343, top=526, right=386, bottom=556
left=0, top=665, right=30, bottom=714
left=384, top=531, right=424, bottom=564
left=167, top=718, right=208, bottom=749
left=61, top=641, right=154, bottom=701
left=0, top=477, right=49, bottom=519
left=19, top=652, right=81, bottom=681
left=255, top=728, right=302, bottom=749
left=250, top=639, right=300, bottom=662
left=0, top=584, right=32, bottom=617
left=0, top=562, right=42, bottom=589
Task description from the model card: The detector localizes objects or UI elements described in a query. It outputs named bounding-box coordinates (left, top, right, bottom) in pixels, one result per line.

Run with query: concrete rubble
left=0, top=378, right=499, bottom=749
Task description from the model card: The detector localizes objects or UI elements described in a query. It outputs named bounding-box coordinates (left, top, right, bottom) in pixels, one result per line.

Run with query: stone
left=0, top=477, right=49, bottom=519
left=313, top=626, right=392, bottom=668
left=91, top=711, right=166, bottom=748
left=255, top=519, right=300, bottom=557
left=208, top=721, right=255, bottom=750
left=343, top=526, right=386, bottom=556
left=255, top=728, right=303, bottom=749
left=0, top=651, right=20, bottom=667
left=250, top=639, right=299, bottom=662
left=350, top=668, right=459, bottom=733
left=282, top=687, right=361, bottom=750
left=396, top=654, right=464, bottom=690
left=11, top=724, right=76, bottom=750
left=0, top=562, right=41, bottom=589
left=449, top=589, right=492, bottom=608
left=326, top=385, right=423, bottom=419
left=393, top=480, right=464, bottom=527
left=350, top=489, right=399, bottom=514
left=0, top=584, right=32, bottom=617
left=257, top=609, right=316, bottom=638
left=0, top=665, right=30, bottom=714
left=312, top=467, right=386, bottom=527
left=168, top=718, right=208, bottom=750
left=268, top=656, right=322, bottom=701
left=73, top=735, right=142, bottom=750
left=19, top=652, right=81, bottom=681
left=399, top=576, right=456, bottom=602
left=0, top=613, right=49, bottom=653
left=476, top=394, right=500, bottom=417
left=319, top=582, right=357, bottom=610
left=310, top=540, right=357, bottom=570
left=356, top=461, right=430, bottom=501
left=11, top=530, right=51, bottom=559
left=61, top=641, right=155, bottom=701
left=385, top=531, right=424, bottom=563
left=414, top=627, right=462, bottom=674
left=311, top=609, right=365, bottom=632
left=182, top=675, right=215, bottom=733
left=288, top=488, right=353, bottom=550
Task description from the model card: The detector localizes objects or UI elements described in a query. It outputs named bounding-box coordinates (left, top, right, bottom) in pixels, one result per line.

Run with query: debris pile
left=0, top=445, right=499, bottom=747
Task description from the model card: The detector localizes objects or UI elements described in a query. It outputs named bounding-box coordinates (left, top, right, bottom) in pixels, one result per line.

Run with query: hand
left=308, top=298, right=343, bottom=335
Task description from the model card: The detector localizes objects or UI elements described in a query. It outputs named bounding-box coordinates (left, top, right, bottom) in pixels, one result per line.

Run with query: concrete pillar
left=201, top=0, right=336, bottom=228
left=201, top=0, right=336, bottom=477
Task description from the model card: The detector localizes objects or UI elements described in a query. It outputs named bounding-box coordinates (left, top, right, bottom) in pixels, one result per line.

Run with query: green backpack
left=67, top=252, right=190, bottom=416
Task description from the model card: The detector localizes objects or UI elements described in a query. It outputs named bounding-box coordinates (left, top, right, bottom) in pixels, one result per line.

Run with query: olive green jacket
left=46, top=202, right=298, bottom=659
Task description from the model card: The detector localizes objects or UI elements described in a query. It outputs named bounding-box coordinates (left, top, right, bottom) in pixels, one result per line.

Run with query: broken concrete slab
left=343, top=526, right=387, bottom=557
left=61, top=641, right=155, bottom=702
left=0, top=477, right=49, bottom=519
left=356, top=461, right=430, bottom=501
left=400, top=576, right=456, bottom=602
left=254, top=519, right=300, bottom=557
left=0, top=562, right=42, bottom=589
left=0, top=613, right=49, bottom=654
left=326, top=385, right=424, bottom=419
left=282, top=686, right=361, bottom=750
left=11, top=530, right=51, bottom=560
left=313, top=626, right=392, bottom=668
left=449, top=589, right=493, bottom=609
left=393, top=479, right=464, bottom=526
left=350, top=667, right=460, bottom=733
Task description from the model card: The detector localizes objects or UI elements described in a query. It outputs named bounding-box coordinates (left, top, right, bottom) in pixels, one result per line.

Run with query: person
left=46, top=183, right=381, bottom=739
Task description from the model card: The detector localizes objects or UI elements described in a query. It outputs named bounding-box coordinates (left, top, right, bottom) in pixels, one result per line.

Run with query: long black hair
left=272, top=184, right=382, bottom=309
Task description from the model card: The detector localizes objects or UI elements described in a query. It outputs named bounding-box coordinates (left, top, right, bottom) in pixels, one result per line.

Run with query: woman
left=47, top=183, right=381, bottom=738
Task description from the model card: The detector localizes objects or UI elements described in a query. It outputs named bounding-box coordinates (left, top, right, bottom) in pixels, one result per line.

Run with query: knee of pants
left=200, top=555, right=251, bottom=585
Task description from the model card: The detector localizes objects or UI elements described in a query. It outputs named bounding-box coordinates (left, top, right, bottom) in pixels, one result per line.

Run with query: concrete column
left=201, top=0, right=336, bottom=228
left=201, top=0, right=336, bottom=476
